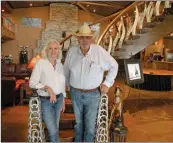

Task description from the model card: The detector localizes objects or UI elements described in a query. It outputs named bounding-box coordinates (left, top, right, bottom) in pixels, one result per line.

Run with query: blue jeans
left=41, top=94, right=63, bottom=142
left=70, top=87, right=101, bottom=142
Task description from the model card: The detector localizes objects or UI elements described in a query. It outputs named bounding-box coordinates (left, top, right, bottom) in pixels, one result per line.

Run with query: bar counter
left=132, top=68, right=173, bottom=91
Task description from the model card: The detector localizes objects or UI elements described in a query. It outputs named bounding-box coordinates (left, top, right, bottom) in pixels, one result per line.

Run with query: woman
left=29, top=39, right=66, bottom=142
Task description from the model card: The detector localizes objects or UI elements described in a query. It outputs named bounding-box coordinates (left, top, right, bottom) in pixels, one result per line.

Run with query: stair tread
left=65, top=98, right=72, bottom=104
left=59, top=129, right=75, bottom=138
left=60, top=113, right=75, bottom=121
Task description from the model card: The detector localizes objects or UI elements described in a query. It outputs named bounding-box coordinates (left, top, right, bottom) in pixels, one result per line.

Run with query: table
left=20, top=82, right=32, bottom=105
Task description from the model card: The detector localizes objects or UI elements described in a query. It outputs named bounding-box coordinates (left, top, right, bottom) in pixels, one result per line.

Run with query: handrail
left=1, top=16, right=15, bottom=33
left=60, top=10, right=122, bottom=45
left=1, top=16, right=15, bottom=26
left=97, top=1, right=144, bottom=45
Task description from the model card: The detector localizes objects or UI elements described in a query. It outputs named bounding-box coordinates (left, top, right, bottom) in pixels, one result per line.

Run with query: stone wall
left=36, top=3, right=79, bottom=52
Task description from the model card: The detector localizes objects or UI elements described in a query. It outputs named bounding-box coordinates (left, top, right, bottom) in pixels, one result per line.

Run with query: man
left=64, top=24, right=118, bottom=142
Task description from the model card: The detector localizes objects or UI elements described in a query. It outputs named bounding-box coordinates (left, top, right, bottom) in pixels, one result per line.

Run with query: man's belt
left=71, top=86, right=98, bottom=93
left=39, top=93, right=61, bottom=100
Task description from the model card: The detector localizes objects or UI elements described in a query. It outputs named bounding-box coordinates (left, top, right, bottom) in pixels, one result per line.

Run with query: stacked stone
left=36, top=3, right=79, bottom=53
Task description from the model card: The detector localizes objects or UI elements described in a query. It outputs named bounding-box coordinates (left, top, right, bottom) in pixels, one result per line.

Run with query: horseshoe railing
left=28, top=89, right=45, bottom=142
left=95, top=94, right=109, bottom=142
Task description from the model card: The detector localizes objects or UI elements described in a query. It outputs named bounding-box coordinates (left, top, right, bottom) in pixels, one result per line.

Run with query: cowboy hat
left=74, top=24, right=95, bottom=37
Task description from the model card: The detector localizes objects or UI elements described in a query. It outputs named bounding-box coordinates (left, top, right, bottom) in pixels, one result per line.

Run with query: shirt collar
left=77, top=44, right=92, bottom=57
left=46, top=58, right=60, bottom=65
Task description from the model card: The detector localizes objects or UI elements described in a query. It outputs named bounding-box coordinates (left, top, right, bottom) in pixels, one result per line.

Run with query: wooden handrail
left=96, top=1, right=144, bottom=45
left=1, top=16, right=15, bottom=26
left=79, top=1, right=124, bottom=9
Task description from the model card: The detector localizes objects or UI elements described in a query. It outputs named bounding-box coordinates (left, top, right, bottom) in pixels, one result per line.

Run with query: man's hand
left=100, top=83, right=109, bottom=94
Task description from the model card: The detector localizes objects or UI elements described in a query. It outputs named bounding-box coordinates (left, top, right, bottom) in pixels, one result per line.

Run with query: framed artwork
left=124, top=59, right=144, bottom=85
left=21, top=17, right=41, bottom=27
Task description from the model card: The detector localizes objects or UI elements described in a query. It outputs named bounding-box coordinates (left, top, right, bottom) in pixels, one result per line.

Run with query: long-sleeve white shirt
left=29, top=59, right=66, bottom=97
left=63, top=44, right=118, bottom=89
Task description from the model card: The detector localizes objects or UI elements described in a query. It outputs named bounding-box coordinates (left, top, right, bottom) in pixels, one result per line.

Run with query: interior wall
left=2, top=6, right=49, bottom=63
left=144, top=39, right=164, bottom=57
left=2, top=6, right=108, bottom=63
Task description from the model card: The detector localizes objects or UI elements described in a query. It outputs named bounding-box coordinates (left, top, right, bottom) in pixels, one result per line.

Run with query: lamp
left=28, top=55, right=41, bottom=69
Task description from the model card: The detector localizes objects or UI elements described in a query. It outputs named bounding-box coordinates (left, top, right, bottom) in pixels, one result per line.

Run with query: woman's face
left=47, top=42, right=59, bottom=59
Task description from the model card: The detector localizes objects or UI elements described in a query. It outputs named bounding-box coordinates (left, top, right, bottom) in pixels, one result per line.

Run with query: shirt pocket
left=89, top=64, right=102, bottom=79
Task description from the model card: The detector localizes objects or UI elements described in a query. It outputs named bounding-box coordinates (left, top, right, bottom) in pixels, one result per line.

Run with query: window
left=21, top=17, right=41, bottom=27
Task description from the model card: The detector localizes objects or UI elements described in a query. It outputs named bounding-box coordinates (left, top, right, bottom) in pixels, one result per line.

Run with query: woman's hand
left=47, top=87, right=57, bottom=103
left=61, top=100, right=65, bottom=113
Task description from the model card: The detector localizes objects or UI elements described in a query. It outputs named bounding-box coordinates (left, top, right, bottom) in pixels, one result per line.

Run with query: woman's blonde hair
left=41, top=39, right=62, bottom=60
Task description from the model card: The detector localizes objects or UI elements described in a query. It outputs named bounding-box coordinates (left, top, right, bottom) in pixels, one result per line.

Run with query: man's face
left=77, top=36, right=92, bottom=50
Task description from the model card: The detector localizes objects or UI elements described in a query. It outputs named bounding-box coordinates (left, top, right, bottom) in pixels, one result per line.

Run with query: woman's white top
left=29, top=58, right=66, bottom=97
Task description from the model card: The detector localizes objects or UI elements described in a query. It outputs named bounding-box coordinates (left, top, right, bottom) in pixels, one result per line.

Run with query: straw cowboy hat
left=75, top=24, right=95, bottom=37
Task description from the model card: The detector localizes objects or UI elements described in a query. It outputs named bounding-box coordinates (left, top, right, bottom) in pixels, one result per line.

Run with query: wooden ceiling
left=2, top=1, right=133, bottom=16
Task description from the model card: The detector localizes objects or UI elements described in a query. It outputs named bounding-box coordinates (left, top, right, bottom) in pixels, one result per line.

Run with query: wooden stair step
left=164, top=7, right=173, bottom=15
left=65, top=98, right=74, bottom=113
left=65, top=98, right=72, bottom=104
left=44, top=129, right=75, bottom=142
left=60, top=112, right=75, bottom=120
left=124, top=40, right=133, bottom=45
left=141, top=27, right=152, bottom=33
left=136, top=29, right=146, bottom=34
left=60, top=113, right=75, bottom=130
left=60, top=130, right=75, bottom=142
left=131, top=35, right=140, bottom=40
left=155, top=16, right=165, bottom=22
left=144, top=22, right=156, bottom=28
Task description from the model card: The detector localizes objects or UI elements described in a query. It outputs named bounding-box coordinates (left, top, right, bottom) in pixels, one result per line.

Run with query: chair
left=1, top=77, right=16, bottom=107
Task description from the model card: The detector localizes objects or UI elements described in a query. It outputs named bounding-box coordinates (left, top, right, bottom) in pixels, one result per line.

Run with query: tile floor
left=1, top=76, right=173, bottom=142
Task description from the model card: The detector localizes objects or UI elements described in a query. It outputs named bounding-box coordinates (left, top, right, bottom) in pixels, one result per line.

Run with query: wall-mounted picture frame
left=124, top=59, right=144, bottom=85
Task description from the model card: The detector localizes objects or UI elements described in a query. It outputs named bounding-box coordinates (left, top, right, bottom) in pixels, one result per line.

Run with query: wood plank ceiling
left=3, top=1, right=133, bottom=16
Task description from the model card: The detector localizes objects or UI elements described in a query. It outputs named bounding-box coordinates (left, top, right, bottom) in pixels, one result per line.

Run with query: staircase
left=116, top=15, right=173, bottom=59
left=95, top=1, right=173, bottom=59
left=59, top=98, right=75, bottom=142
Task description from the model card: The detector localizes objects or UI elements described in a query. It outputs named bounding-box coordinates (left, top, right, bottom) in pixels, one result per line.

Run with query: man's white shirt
left=64, top=44, right=119, bottom=89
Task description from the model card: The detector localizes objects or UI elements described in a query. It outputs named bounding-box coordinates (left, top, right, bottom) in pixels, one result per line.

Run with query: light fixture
left=28, top=55, right=41, bottom=69
left=87, top=5, right=89, bottom=7
left=109, top=29, right=112, bottom=32
left=2, top=9, right=4, bottom=12
left=93, top=9, right=96, bottom=12
left=30, top=3, right=32, bottom=6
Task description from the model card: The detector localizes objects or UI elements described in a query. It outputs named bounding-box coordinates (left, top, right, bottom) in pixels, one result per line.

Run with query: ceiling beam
left=71, top=2, right=77, bottom=5
left=2, top=2, right=12, bottom=13
left=79, top=2, right=124, bottom=9
left=76, top=2, right=90, bottom=13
